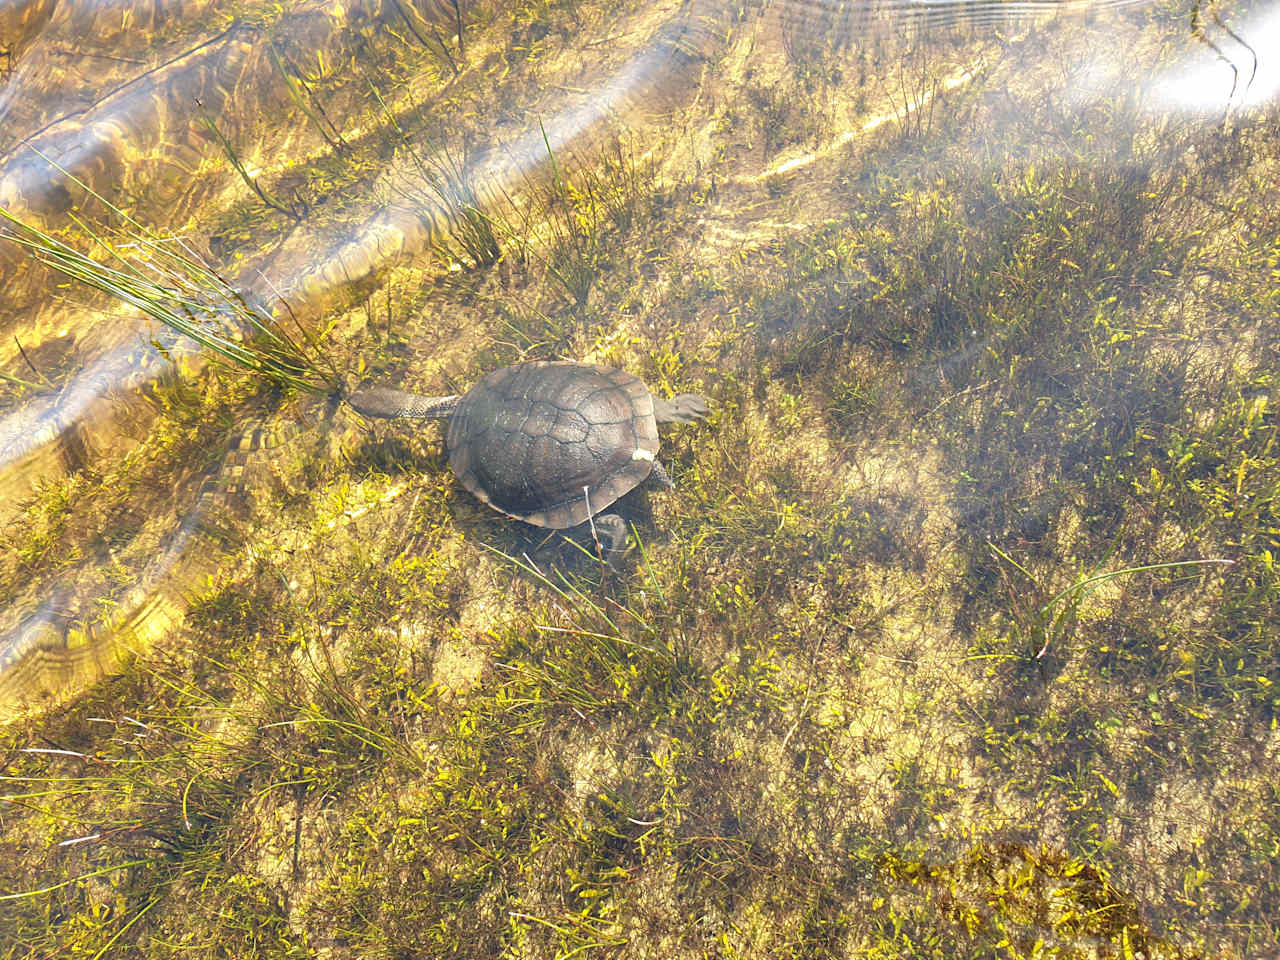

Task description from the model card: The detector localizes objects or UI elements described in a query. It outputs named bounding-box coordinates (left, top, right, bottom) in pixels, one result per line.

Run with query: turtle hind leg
left=345, top=386, right=460, bottom=420
left=590, top=513, right=629, bottom=557
left=653, top=393, right=709, bottom=424
left=647, top=460, right=675, bottom=490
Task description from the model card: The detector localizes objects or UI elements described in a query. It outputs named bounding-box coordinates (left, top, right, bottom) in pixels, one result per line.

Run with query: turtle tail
left=345, top=386, right=460, bottom=420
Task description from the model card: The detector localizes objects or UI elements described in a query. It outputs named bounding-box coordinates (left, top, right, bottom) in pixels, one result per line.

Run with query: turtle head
left=654, top=393, right=709, bottom=424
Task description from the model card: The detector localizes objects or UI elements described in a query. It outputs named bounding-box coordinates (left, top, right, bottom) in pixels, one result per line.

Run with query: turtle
left=345, top=361, right=708, bottom=551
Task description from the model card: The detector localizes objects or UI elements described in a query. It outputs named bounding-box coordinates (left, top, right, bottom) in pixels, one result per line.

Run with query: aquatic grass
left=531, top=123, right=620, bottom=309
left=267, top=44, right=350, bottom=157
left=988, top=546, right=1238, bottom=663
left=368, top=80, right=504, bottom=270
left=375, top=112, right=660, bottom=314
left=384, top=119, right=663, bottom=313
left=0, top=702, right=251, bottom=949
left=481, top=543, right=690, bottom=723
left=0, top=596, right=434, bottom=954
left=194, top=98, right=303, bottom=219
left=386, top=0, right=463, bottom=77
left=4, top=7, right=1280, bottom=957
left=355, top=45, right=664, bottom=324
left=0, top=166, right=340, bottom=395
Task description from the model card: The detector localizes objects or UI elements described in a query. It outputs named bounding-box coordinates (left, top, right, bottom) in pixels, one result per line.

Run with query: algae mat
left=1, top=0, right=1278, bottom=956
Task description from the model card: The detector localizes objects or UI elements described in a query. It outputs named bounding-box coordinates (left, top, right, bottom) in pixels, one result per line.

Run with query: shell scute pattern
left=445, top=362, right=660, bottom=528
left=549, top=408, right=590, bottom=445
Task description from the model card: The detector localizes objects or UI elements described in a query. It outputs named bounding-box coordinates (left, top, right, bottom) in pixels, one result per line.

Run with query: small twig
left=583, top=484, right=607, bottom=565
left=779, top=687, right=811, bottom=753
left=13, top=335, right=53, bottom=386
left=451, top=0, right=464, bottom=55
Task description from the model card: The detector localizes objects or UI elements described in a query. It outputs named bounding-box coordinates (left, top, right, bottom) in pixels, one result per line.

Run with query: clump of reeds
left=0, top=160, right=339, bottom=396
left=368, top=80, right=504, bottom=270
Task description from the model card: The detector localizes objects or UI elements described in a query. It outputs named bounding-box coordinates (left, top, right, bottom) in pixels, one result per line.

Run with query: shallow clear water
left=1, top=0, right=1278, bottom=956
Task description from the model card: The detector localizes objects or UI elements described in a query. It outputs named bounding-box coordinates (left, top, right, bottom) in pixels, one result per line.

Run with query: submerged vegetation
left=1, top=195, right=337, bottom=396
left=2, top=0, right=1279, bottom=958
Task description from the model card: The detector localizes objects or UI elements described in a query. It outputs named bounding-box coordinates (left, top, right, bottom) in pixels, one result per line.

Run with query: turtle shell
left=445, top=361, right=660, bottom=528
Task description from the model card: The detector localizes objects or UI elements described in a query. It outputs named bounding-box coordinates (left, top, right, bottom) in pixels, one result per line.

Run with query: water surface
left=1, top=0, right=1277, bottom=956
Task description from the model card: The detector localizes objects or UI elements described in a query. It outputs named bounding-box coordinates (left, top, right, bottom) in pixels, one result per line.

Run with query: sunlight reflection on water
left=1151, top=2, right=1279, bottom=110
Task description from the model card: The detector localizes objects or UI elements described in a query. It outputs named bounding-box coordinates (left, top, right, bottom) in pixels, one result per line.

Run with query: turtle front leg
left=652, top=393, right=709, bottom=424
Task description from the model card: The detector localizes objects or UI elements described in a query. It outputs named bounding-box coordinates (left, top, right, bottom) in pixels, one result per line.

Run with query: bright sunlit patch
left=753, top=60, right=986, bottom=183
left=1152, top=3, right=1280, bottom=112
left=320, top=481, right=407, bottom=532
